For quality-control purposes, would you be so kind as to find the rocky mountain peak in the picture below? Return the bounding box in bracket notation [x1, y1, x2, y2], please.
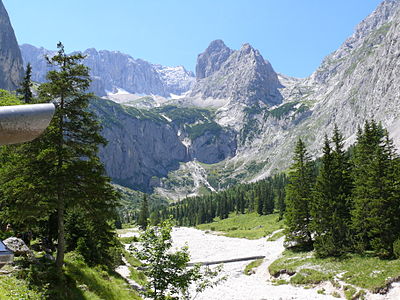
[0, 0, 24, 91]
[334, 0, 400, 60]
[20, 44, 195, 97]
[195, 39, 233, 79]
[239, 43, 255, 54]
[83, 48, 98, 56]
[191, 41, 282, 106]
[310, 0, 400, 85]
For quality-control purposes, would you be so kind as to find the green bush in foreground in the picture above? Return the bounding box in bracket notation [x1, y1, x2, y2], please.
[132, 219, 225, 300]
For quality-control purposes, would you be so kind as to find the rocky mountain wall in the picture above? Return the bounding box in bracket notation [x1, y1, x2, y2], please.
[20, 44, 195, 97]
[0, 0, 23, 91]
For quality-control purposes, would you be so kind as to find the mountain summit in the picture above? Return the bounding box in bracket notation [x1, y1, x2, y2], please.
[191, 40, 283, 106]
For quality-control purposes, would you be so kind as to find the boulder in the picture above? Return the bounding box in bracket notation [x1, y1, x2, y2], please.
[3, 237, 32, 256]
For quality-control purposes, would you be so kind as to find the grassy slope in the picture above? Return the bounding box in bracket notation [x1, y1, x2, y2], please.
[64, 253, 142, 300]
[196, 212, 284, 239]
[0, 275, 46, 300]
[244, 259, 264, 275]
[269, 249, 400, 296]
[0, 253, 142, 300]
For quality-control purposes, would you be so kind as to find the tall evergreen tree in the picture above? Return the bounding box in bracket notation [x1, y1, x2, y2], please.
[138, 194, 149, 230]
[351, 120, 400, 257]
[311, 128, 352, 257]
[285, 138, 314, 249]
[0, 43, 120, 271]
[17, 63, 33, 103]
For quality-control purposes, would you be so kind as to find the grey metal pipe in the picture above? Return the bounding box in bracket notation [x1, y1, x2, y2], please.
[0, 103, 55, 145]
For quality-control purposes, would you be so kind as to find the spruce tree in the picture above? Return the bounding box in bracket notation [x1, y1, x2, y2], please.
[138, 194, 149, 230]
[17, 63, 33, 103]
[0, 43, 120, 270]
[351, 120, 400, 257]
[285, 138, 314, 249]
[311, 128, 352, 257]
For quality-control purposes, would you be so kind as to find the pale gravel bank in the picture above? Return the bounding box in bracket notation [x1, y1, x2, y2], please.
[170, 227, 400, 300]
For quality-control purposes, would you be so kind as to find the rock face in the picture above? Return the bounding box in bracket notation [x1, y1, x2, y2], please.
[91, 100, 236, 192]
[152, 0, 400, 198]
[191, 41, 283, 106]
[19, 44, 54, 83]
[0, 0, 23, 91]
[153, 65, 195, 95]
[230, 0, 400, 181]
[19, 45, 195, 97]
[195, 39, 233, 79]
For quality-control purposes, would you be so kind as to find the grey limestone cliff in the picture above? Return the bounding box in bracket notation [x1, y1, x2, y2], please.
[0, 0, 23, 91]
[195, 39, 233, 79]
[233, 0, 400, 181]
[91, 100, 236, 192]
[191, 41, 283, 106]
[19, 45, 195, 97]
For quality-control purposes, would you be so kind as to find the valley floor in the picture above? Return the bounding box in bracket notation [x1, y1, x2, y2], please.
[170, 227, 400, 300]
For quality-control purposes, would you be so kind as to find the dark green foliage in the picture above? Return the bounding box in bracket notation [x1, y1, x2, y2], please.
[311, 127, 353, 257]
[65, 208, 122, 269]
[17, 63, 34, 103]
[282, 119, 400, 259]
[269, 101, 308, 120]
[0, 42, 121, 270]
[186, 122, 222, 140]
[138, 194, 149, 230]
[153, 105, 215, 127]
[351, 120, 400, 257]
[0, 89, 22, 105]
[394, 239, 400, 259]
[162, 174, 286, 227]
[284, 138, 314, 249]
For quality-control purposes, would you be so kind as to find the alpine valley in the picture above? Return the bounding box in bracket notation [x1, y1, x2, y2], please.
[10, 0, 400, 200]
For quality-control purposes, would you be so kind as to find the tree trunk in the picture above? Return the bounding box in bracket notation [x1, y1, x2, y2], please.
[55, 195, 65, 270]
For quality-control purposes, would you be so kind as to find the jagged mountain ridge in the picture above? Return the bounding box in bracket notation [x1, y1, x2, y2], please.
[19, 44, 195, 97]
[10, 0, 400, 197]
[0, 0, 23, 91]
[153, 0, 400, 197]
[191, 40, 283, 107]
[232, 0, 400, 180]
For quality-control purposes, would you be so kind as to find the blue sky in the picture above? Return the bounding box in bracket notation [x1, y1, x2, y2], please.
[3, 0, 382, 78]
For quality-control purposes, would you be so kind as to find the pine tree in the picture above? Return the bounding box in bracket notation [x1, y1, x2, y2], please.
[17, 63, 33, 103]
[311, 128, 352, 257]
[351, 120, 400, 257]
[275, 174, 287, 220]
[285, 138, 314, 249]
[138, 194, 149, 230]
[0, 43, 120, 271]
